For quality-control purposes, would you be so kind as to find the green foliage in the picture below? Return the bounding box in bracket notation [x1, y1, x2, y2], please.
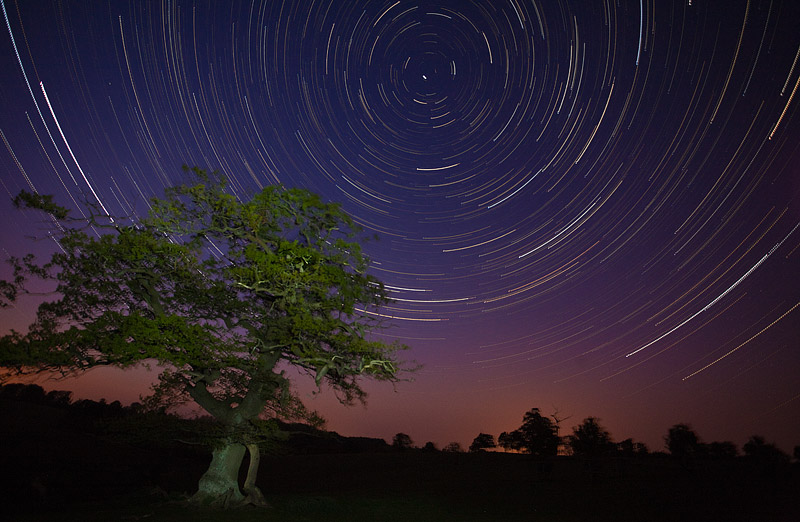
[0, 167, 408, 443]
[12, 190, 69, 219]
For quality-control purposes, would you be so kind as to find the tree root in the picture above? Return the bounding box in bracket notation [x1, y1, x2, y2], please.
[242, 485, 270, 508]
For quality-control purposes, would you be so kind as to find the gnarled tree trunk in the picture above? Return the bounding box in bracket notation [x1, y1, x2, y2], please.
[243, 443, 269, 507]
[185, 364, 281, 508]
[190, 442, 247, 507]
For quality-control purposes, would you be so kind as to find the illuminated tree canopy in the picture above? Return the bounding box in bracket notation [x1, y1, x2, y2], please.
[0, 167, 408, 507]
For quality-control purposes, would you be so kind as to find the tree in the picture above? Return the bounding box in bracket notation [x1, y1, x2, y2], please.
[568, 417, 613, 458]
[392, 432, 413, 450]
[421, 441, 438, 452]
[0, 168, 407, 507]
[615, 438, 648, 457]
[665, 424, 701, 459]
[504, 408, 561, 457]
[794, 445, 800, 462]
[705, 441, 738, 459]
[469, 433, 496, 453]
[498, 430, 523, 452]
[442, 442, 463, 453]
[616, 438, 634, 456]
[743, 435, 789, 462]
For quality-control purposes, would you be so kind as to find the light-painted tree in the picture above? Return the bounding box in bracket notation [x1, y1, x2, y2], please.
[0, 167, 408, 507]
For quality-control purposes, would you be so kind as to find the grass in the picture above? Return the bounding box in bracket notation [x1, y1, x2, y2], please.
[2, 398, 797, 522]
[11, 452, 800, 522]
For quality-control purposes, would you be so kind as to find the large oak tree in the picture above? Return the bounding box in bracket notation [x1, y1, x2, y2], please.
[0, 168, 407, 507]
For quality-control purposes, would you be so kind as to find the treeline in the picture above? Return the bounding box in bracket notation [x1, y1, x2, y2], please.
[0, 383, 389, 454]
[3, 384, 798, 465]
[393, 407, 800, 466]
[0, 382, 141, 416]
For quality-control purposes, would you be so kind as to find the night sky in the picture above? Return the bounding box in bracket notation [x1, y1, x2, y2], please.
[1, 0, 799, 453]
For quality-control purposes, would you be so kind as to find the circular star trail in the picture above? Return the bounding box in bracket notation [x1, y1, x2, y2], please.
[1, 0, 799, 449]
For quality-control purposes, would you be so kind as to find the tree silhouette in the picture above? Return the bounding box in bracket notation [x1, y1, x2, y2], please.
[0, 169, 407, 507]
[503, 408, 560, 457]
[422, 441, 438, 452]
[568, 417, 613, 458]
[743, 435, 788, 462]
[469, 433, 496, 453]
[616, 438, 635, 456]
[665, 424, 701, 458]
[705, 441, 737, 459]
[743, 435, 790, 478]
[442, 442, 463, 453]
[498, 431, 523, 452]
[392, 433, 413, 450]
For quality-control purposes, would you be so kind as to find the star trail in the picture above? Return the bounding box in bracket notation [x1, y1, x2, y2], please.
[1, 0, 798, 451]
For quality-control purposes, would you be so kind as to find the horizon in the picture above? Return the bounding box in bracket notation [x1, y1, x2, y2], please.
[17, 361, 797, 456]
[1, 0, 799, 458]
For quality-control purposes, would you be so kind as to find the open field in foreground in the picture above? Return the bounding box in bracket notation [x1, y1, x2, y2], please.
[2, 397, 798, 521]
[7, 450, 800, 522]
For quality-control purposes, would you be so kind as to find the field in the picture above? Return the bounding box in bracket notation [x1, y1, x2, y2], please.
[2, 396, 799, 521]
[8, 447, 800, 521]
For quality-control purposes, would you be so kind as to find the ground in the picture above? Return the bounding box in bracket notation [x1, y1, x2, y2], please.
[2, 396, 798, 521]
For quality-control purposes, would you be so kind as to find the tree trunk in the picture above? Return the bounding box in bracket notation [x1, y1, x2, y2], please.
[243, 443, 269, 507]
[190, 442, 247, 507]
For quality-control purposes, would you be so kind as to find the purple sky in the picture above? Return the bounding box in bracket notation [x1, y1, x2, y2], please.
[1, 0, 799, 453]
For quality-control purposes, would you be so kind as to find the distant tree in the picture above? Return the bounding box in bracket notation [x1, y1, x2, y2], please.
[504, 408, 560, 457]
[665, 424, 702, 459]
[616, 438, 634, 455]
[705, 441, 738, 459]
[0, 169, 407, 508]
[0, 383, 39, 402]
[45, 389, 73, 407]
[614, 439, 648, 457]
[743, 435, 789, 462]
[469, 433, 496, 453]
[794, 445, 800, 462]
[16, 383, 46, 403]
[550, 407, 571, 440]
[442, 442, 463, 453]
[422, 441, 438, 452]
[392, 432, 413, 450]
[568, 417, 613, 458]
[498, 431, 523, 452]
